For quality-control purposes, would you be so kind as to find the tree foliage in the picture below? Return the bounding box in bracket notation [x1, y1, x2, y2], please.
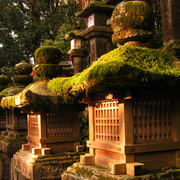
[0, 0, 80, 69]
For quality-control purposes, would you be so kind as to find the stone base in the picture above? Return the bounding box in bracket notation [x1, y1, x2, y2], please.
[0, 135, 27, 155]
[12, 150, 84, 180]
[61, 162, 180, 180]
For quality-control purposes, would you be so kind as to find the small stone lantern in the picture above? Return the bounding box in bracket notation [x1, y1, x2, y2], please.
[66, 29, 86, 74]
[1, 61, 32, 138]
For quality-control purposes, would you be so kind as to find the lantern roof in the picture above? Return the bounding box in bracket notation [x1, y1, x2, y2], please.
[47, 45, 180, 101]
[77, 1, 115, 18]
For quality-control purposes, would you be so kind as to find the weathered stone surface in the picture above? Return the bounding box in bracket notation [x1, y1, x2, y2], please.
[0, 151, 11, 180]
[111, 1, 154, 45]
[62, 162, 180, 180]
[14, 60, 32, 75]
[160, 0, 180, 45]
[112, 28, 152, 44]
[12, 150, 84, 180]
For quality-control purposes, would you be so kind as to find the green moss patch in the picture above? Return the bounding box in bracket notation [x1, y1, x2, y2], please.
[111, 1, 154, 31]
[0, 135, 26, 143]
[33, 152, 84, 167]
[0, 82, 66, 109]
[34, 46, 62, 64]
[48, 45, 180, 102]
[65, 30, 81, 41]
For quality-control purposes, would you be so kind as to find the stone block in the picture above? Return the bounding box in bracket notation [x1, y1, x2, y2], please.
[22, 144, 30, 151]
[42, 148, 51, 155]
[126, 162, 144, 176]
[80, 155, 95, 165]
[32, 148, 42, 155]
[76, 145, 84, 152]
[108, 163, 126, 175]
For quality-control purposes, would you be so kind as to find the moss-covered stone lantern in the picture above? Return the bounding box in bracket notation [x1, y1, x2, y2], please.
[0, 61, 32, 138]
[33, 46, 62, 81]
[111, 1, 154, 47]
[14, 60, 33, 85]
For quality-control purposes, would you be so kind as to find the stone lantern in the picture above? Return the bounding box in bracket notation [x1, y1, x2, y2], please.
[73, 1, 180, 177]
[1, 61, 33, 138]
[111, 0, 154, 47]
[77, 0, 114, 64]
[65, 29, 86, 74]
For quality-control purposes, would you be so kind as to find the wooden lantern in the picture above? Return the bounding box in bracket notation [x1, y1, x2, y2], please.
[22, 106, 80, 155]
[81, 88, 180, 176]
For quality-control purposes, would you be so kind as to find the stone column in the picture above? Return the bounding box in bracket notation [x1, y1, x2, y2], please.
[160, 0, 180, 45]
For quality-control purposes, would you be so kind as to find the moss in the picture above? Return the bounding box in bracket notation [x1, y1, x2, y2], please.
[14, 60, 32, 75]
[1, 95, 16, 109]
[163, 42, 180, 59]
[33, 152, 84, 167]
[75, 168, 94, 178]
[14, 75, 33, 84]
[0, 87, 14, 96]
[48, 45, 180, 102]
[64, 30, 81, 41]
[111, 1, 154, 31]
[0, 75, 9, 85]
[34, 46, 62, 64]
[33, 64, 62, 81]
[0, 135, 26, 143]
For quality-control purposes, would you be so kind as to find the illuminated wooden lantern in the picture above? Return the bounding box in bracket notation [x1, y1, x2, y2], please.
[80, 87, 180, 176]
[77, 0, 115, 64]
[1, 82, 81, 155]
[23, 104, 80, 155]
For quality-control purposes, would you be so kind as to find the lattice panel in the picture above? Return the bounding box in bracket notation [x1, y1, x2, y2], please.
[133, 100, 173, 144]
[46, 111, 75, 137]
[0, 110, 6, 128]
[29, 115, 39, 139]
[18, 113, 27, 127]
[94, 101, 120, 142]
